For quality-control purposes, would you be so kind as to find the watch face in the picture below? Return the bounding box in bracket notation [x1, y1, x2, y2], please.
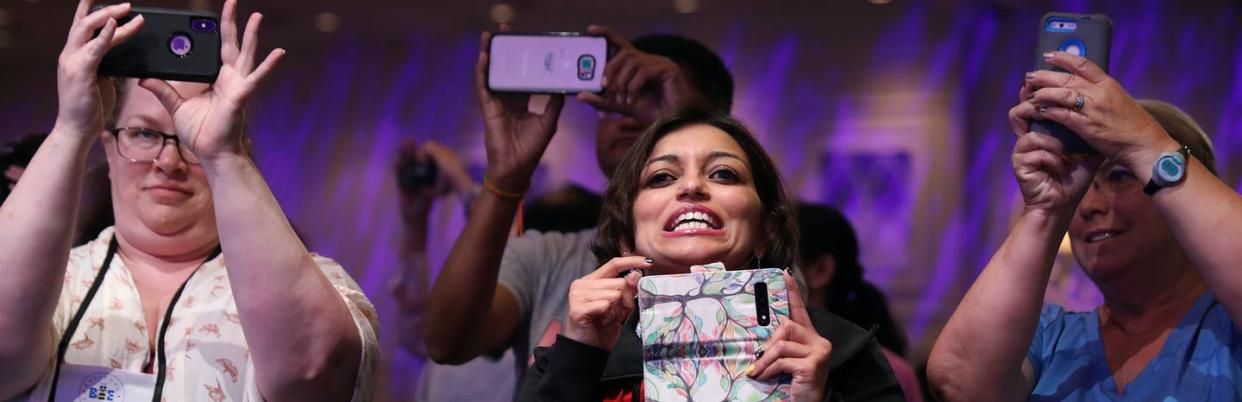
[1157, 155, 1185, 182]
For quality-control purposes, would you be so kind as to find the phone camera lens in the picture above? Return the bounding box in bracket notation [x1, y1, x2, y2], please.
[576, 54, 596, 81]
[1058, 38, 1087, 57]
[169, 33, 193, 57]
[191, 18, 218, 33]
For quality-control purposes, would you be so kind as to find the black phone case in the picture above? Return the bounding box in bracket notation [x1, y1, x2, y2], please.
[1031, 12, 1113, 154]
[97, 6, 222, 83]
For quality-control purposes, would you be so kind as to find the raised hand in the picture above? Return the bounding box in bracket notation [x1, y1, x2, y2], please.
[1021, 52, 1174, 167]
[564, 256, 651, 350]
[138, 0, 285, 161]
[394, 139, 473, 224]
[1010, 67, 1105, 214]
[475, 26, 566, 194]
[577, 26, 701, 125]
[55, 1, 145, 136]
[748, 271, 832, 402]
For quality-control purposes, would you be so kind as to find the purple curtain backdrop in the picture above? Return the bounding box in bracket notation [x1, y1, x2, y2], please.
[3, 0, 1240, 400]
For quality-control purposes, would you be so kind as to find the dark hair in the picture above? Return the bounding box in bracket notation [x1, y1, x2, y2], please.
[797, 202, 907, 356]
[1137, 99, 1217, 177]
[632, 34, 734, 113]
[0, 133, 50, 204]
[523, 184, 603, 233]
[592, 108, 797, 269]
[0, 133, 49, 169]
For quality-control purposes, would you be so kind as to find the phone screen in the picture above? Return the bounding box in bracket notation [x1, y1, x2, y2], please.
[487, 34, 607, 94]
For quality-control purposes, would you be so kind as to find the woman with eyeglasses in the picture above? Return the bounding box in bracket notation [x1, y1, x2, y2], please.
[0, 1, 377, 401]
[929, 52, 1242, 400]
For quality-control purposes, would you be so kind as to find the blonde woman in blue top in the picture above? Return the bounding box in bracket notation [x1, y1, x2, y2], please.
[929, 51, 1242, 400]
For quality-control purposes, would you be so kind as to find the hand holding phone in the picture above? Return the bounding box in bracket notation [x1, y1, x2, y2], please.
[565, 256, 648, 350]
[133, 0, 284, 160]
[474, 29, 566, 195]
[93, 4, 223, 83]
[54, 2, 145, 137]
[576, 25, 701, 125]
[1030, 12, 1113, 154]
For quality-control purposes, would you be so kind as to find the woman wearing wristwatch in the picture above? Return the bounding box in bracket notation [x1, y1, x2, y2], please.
[929, 51, 1242, 400]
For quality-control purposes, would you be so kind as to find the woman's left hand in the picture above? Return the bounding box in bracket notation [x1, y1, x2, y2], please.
[748, 271, 832, 402]
[139, 0, 284, 161]
[1021, 52, 1173, 167]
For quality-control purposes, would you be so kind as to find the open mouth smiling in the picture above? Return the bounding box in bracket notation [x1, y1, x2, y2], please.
[663, 205, 723, 233]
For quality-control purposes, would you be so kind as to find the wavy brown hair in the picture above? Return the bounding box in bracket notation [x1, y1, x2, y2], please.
[592, 108, 798, 270]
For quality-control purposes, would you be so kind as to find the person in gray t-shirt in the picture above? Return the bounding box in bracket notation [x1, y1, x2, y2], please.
[418, 26, 736, 390]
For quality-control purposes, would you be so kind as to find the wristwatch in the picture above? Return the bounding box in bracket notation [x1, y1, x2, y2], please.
[1143, 145, 1190, 196]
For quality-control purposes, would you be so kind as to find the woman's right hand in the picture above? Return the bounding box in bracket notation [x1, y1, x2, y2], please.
[55, 1, 145, 137]
[473, 27, 565, 195]
[564, 256, 651, 350]
[1006, 131, 1100, 215]
[1008, 90, 1101, 215]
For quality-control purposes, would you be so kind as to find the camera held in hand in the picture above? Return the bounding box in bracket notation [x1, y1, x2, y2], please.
[398, 157, 438, 193]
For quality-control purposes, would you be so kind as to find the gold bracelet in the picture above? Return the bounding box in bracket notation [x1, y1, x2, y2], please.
[483, 175, 525, 200]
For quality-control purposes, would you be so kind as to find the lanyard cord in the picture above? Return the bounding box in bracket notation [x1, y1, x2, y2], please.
[47, 236, 118, 402]
[47, 235, 222, 402]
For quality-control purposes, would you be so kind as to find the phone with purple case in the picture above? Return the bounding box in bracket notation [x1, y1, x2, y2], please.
[636, 267, 791, 402]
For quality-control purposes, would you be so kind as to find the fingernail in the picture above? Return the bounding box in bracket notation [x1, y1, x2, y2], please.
[644, 258, 654, 264]
[601, 77, 608, 86]
[1025, 71, 1036, 80]
[1043, 52, 1055, 60]
[1038, 105, 1048, 113]
[755, 348, 765, 359]
[744, 365, 754, 376]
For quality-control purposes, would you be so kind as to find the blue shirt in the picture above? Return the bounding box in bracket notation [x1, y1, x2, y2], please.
[1027, 292, 1242, 401]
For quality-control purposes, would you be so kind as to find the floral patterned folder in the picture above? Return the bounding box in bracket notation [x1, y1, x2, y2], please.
[636, 267, 791, 402]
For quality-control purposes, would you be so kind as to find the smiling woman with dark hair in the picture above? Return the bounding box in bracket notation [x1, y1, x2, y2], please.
[519, 108, 903, 402]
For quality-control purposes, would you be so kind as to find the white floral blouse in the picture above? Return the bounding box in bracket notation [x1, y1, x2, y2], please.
[19, 227, 379, 402]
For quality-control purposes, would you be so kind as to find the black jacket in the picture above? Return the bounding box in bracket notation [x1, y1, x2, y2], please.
[518, 308, 905, 401]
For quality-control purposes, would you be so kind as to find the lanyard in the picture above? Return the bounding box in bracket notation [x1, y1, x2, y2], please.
[47, 235, 222, 402]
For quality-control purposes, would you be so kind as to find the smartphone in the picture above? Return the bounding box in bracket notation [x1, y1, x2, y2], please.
[487, 33, 607, 94]
[1031, 12, 1113, 154]
[93, 5, 222, 83]
[636, 268, 792, 401]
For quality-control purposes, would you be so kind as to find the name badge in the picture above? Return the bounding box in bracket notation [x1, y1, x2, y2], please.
[30, 364, 156, 402]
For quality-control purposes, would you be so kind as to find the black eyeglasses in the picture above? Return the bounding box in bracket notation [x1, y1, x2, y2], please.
[107, 127, 200, 165]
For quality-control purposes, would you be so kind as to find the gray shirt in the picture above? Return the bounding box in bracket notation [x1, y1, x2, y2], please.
[497, 228, 599, 367]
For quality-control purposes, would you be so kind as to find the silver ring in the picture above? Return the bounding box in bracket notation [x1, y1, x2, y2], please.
[1073, 95, 1085, 112]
